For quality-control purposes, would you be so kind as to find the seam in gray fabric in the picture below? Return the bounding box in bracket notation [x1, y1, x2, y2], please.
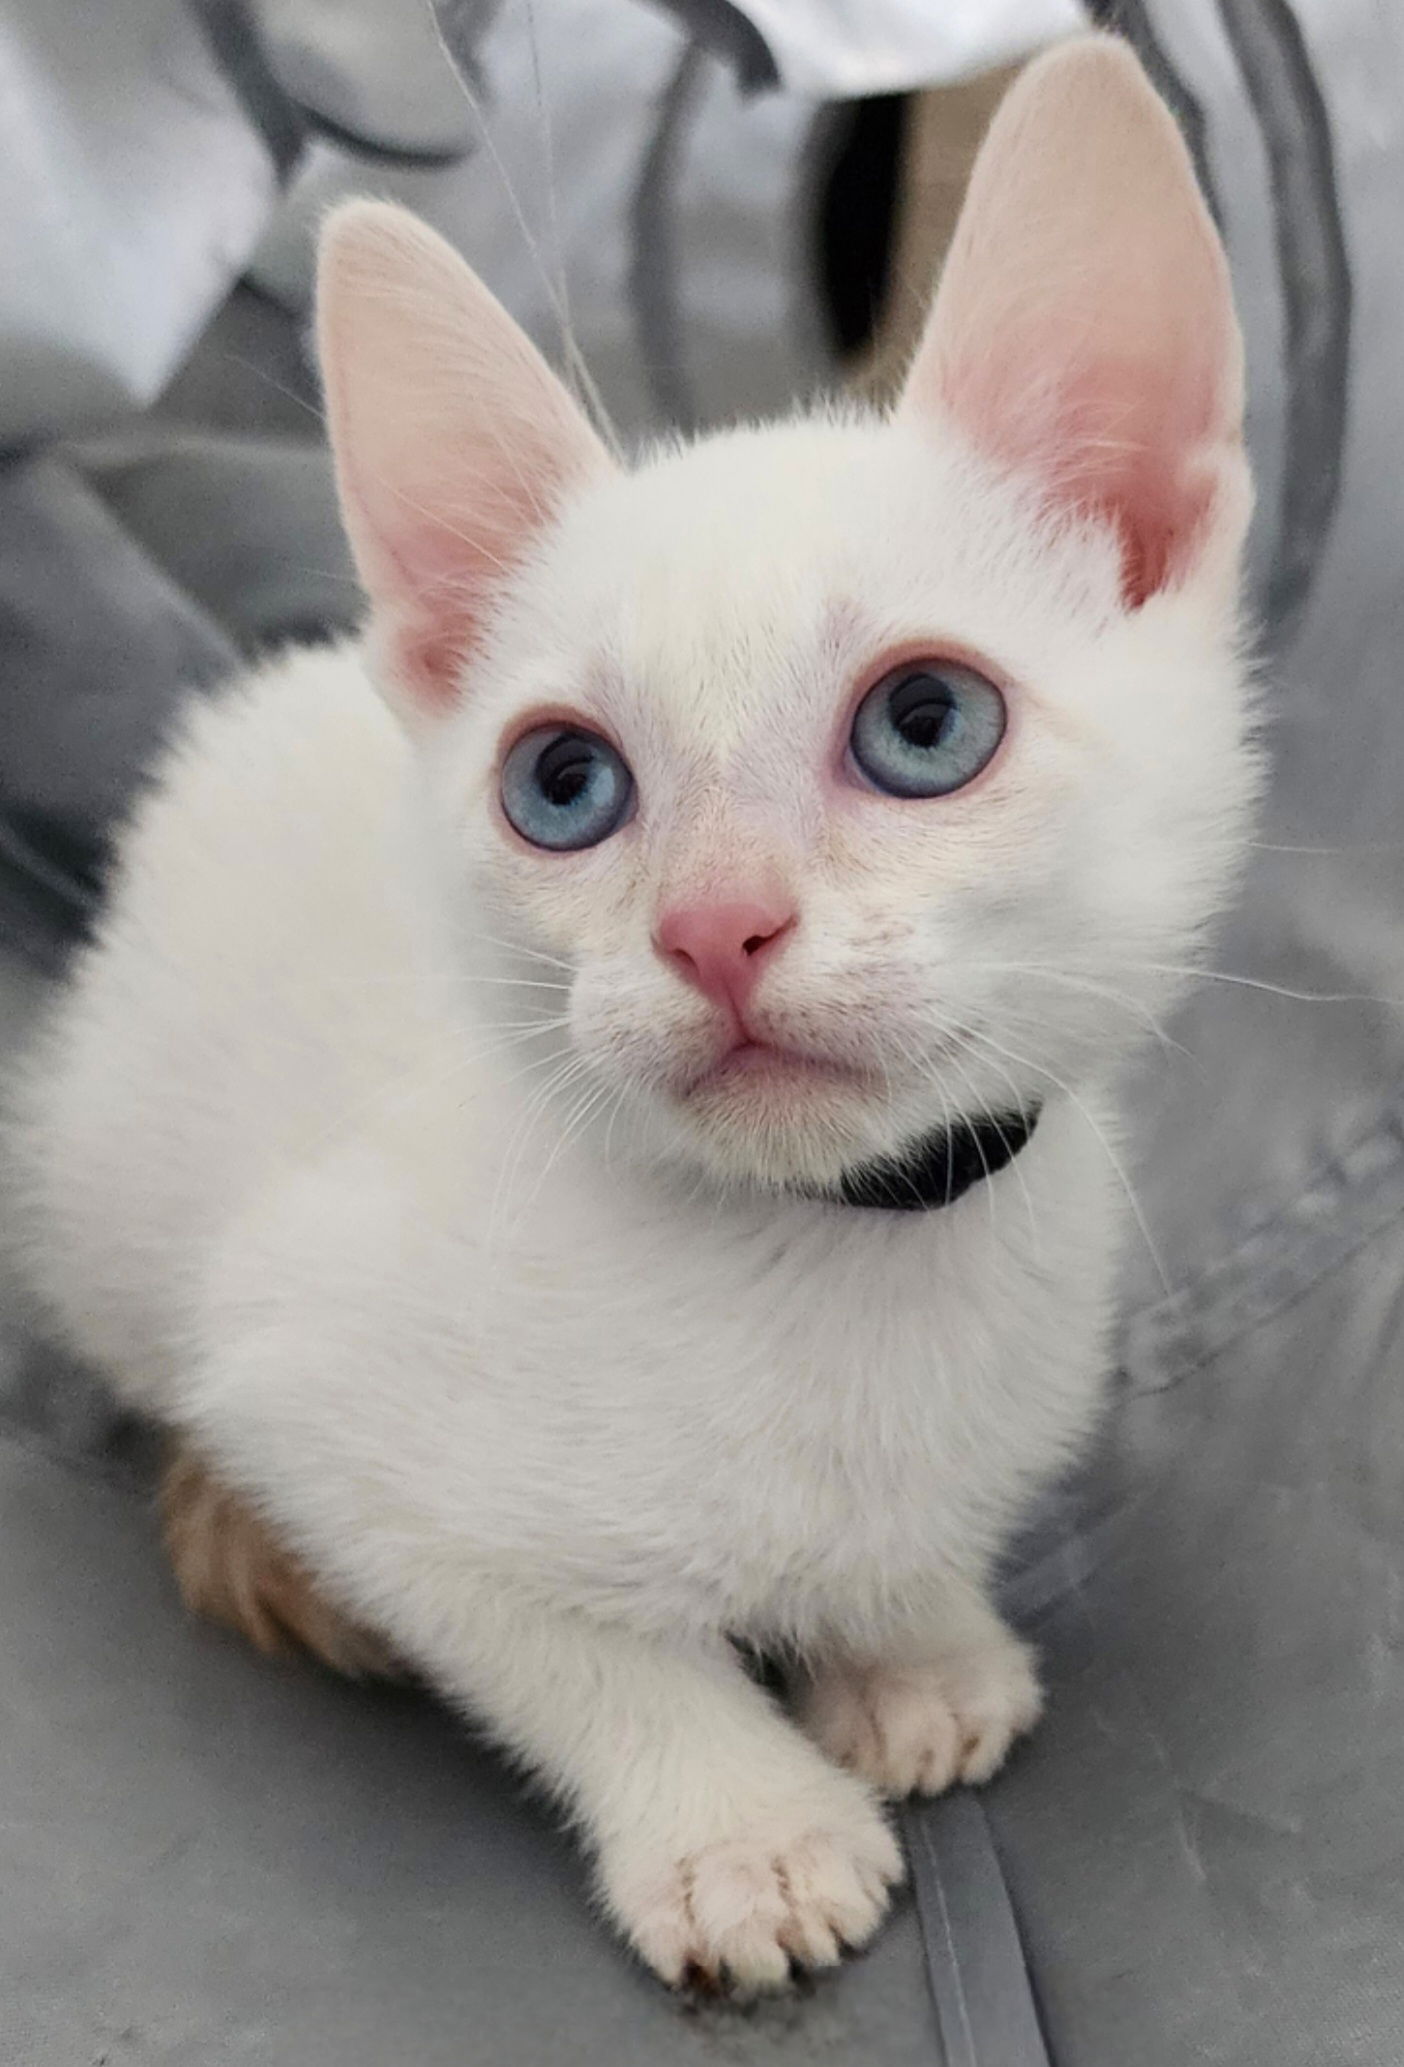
[185, 0, 307, 179]
[629, 40, 709, 435]
[1003, 1514, 1116, 1628]
[283, 105, 470, 172]
[927, 1848, 974, 2067]
[909, 1804, 982, 2067]
[904, 1793, 1052, 2067]
[431, 0, 503, 102]
[1122, 1101, 1404, 1392]
[647, 1, 778, 93]
[0, 819, 97, 920]
[0, 821, 98, 970]
[1215, 0, 1351, 642]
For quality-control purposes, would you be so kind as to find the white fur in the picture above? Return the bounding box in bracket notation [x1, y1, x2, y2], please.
[9, 38, 1258, 1988]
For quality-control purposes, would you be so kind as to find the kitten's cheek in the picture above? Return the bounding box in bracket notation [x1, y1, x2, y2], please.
[568, 991, 675, 1095]
[603, 1022, 724, 1104]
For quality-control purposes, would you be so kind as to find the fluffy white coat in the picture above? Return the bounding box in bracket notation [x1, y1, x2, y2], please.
[10, 37, 1257, 1988]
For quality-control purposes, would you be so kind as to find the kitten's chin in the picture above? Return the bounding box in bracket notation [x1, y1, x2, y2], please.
[667, 1060, 905, 1192]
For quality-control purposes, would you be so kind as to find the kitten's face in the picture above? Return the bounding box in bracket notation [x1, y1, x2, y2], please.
[423, 420, 1254, 1191]
[318, 38, 1253, 1194]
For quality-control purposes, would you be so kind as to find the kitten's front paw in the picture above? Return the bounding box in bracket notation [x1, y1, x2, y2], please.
[601, 1779, 903, 1991]
[798, 1635, 1042, 1797]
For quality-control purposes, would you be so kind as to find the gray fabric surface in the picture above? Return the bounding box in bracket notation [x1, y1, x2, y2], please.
[993, 1222, 1404, 2064]
[905, 1795, 1051, 2067]
[0, 459, 238, 825]
[77, 432, 358, 652]
[0, 458, 238, 962]
[0, 436, 360, 966]
[0, 0, 276, 446]
[255, 0, 481, 158]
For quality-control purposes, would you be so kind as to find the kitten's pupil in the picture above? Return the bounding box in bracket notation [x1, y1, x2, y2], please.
[545, 762, 587, 807]
[891, 674, 954, 752]
[896, 703, 948, 750]
[539, 739, 592, 808]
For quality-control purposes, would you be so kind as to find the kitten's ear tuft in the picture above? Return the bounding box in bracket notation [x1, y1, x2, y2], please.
[900, 35, 1248, 607]
[317, 201, 612, 719]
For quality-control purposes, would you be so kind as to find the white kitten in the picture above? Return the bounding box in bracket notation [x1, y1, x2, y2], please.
[11, 36, 1255, 1989]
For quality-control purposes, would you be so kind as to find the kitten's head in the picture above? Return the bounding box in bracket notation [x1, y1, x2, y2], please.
[318, 35, 1257, 1194]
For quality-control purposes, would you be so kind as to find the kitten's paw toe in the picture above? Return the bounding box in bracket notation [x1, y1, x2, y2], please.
[799, 1637, 1042, 1796]
[604, 1791, 903, 1991]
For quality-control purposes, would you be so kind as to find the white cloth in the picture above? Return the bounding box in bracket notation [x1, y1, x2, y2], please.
[727, 0, 1081, 96]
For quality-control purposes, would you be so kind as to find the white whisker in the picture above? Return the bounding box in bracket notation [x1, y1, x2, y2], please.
[941, 1034, 1042, 1260]
[426, 0, 622, 456]
[1116, 962, 1402, 1010]
[487, 1048, 594, 1249]
[966, 960, 1188, 1058]
[961, 1022, 1171, 1300]
[467, 932, 576, 974]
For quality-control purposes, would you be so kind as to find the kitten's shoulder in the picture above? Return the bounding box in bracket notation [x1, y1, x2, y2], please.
[150, 637, 400, 807]
[108, 637, 403, 904]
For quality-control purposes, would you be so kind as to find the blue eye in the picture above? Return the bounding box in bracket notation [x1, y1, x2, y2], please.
[849, 662, 1006, 798]
[501, 724, 635, 851]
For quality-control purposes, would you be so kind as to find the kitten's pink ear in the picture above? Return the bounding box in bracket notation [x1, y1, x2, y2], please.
[901, 35, 1247, 607]
[318, 201, 612, 716]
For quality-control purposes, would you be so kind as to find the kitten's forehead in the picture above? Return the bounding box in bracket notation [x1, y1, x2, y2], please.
[515, 414, 1116, 754]
[580, 427, 871, 740]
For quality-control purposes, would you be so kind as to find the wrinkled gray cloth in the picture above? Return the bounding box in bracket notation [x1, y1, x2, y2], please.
[2, 1, 1404, 2062]
[667, 0, 1081, 94]
[0, 0, 275, 446]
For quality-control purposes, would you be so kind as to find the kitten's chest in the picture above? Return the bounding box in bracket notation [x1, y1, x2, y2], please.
[525, 1194, 1110, 1638]
[271, 1119, 1115, 1642]
[667, 1347, 983, 1635]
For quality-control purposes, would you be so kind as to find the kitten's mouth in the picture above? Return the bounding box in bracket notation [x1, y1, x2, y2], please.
[685, 1038, 864, 1098]
[664, 1025, 906, 1187]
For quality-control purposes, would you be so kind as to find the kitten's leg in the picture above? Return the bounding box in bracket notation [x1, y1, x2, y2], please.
[172, 1426, 902, 1989]
[160, 1441, 395, 1679]
[178, 1313, 899, 1985]
[173, 1472, 904, 1981]
[398, 1592, 903, 1988]
[794, 1579, 1042, 1797]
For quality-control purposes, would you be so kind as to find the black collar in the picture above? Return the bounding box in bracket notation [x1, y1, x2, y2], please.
[828, 1107, 1041, 1212]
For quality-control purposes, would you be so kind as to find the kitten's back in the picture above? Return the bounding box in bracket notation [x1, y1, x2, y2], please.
[10, 640, 431, 1402]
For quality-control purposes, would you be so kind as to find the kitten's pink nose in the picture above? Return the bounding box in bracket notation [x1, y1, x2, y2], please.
[655, 899, 796, 1016]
